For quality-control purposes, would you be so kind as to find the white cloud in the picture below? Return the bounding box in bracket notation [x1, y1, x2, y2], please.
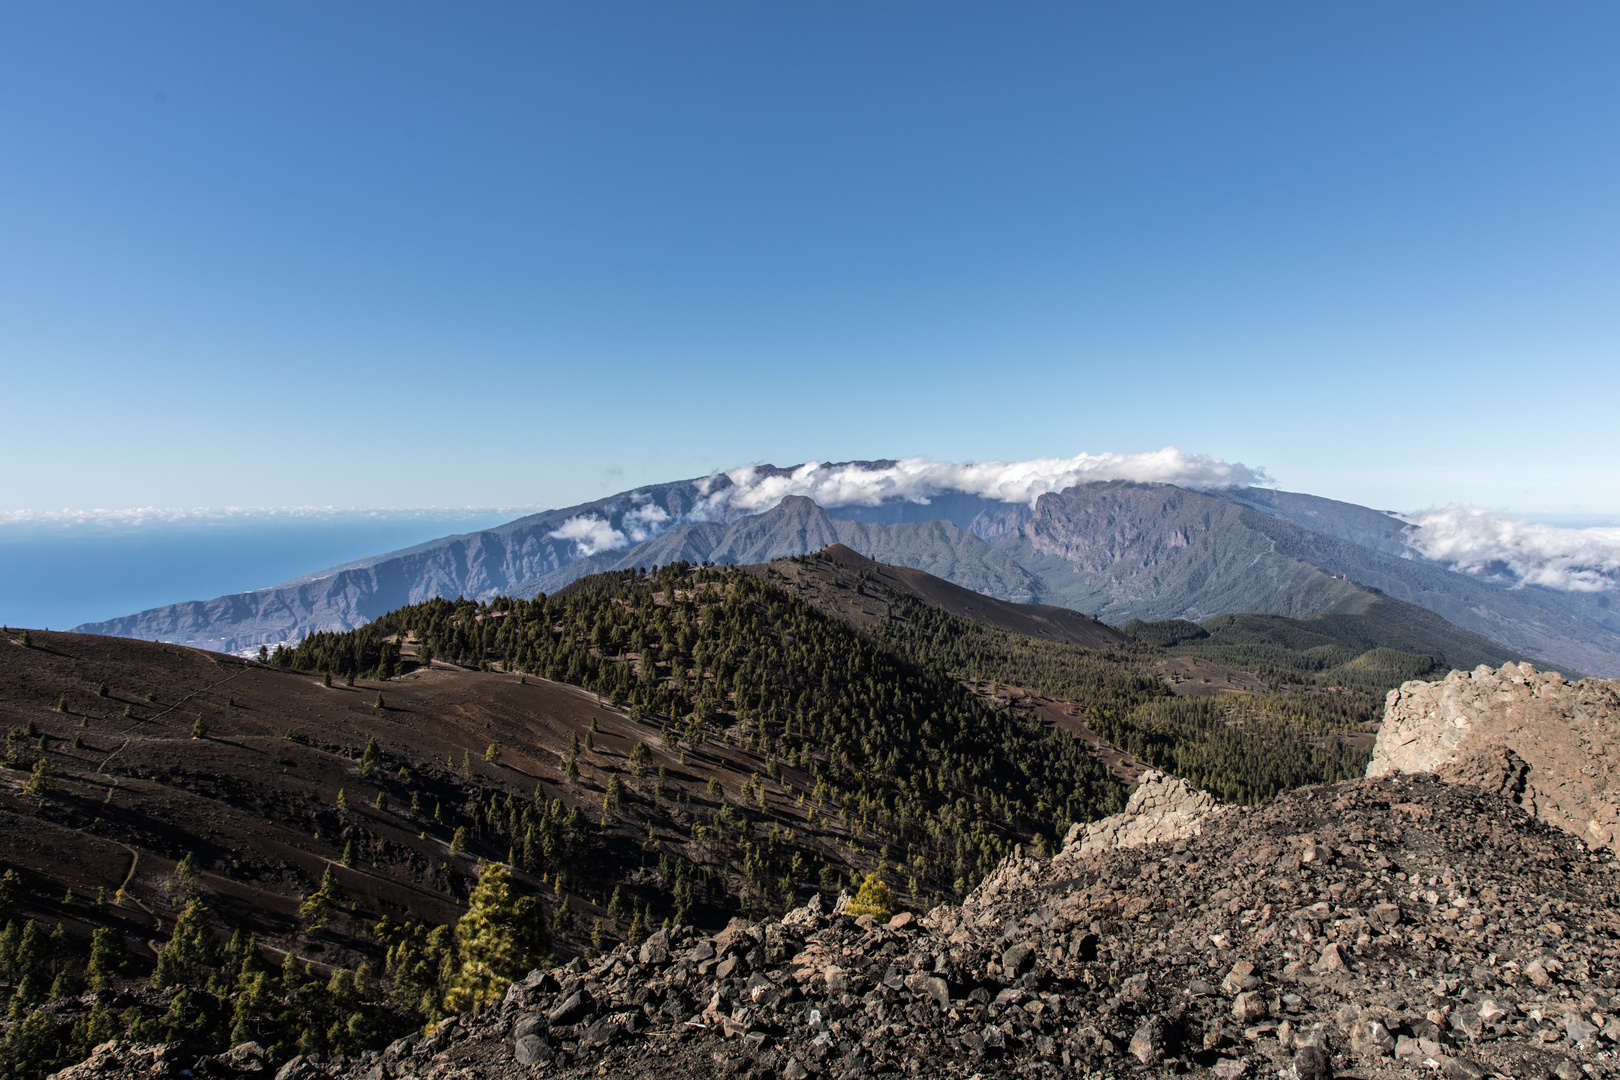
[1403, 506, 1620, 592]
[622, 501, 671, 542]
[547, 515, 630, 557]
[546, 501, 673, 557]
[701, 447, 1268, 517]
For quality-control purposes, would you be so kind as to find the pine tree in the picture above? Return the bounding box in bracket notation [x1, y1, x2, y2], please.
[842, 872, 896, 919]
[229, 970, 273, 1045]
[151, 900, 221, 988]
[360, 736, 381, 777]
[71, 1000, 120, 1057]
[170, 852, 203, 900]
[0, 868, 21, 916]
[24, 756, 56, 796]
[442, 862, 550, 1013]
[4, 1009, 59, 1077]
[0, 920, 19, 976]
[298, 865, 344, 931]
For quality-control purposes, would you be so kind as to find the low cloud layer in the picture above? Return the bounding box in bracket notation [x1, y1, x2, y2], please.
[1404, 506, 1620, 593]
[550, 448, 1266, 556]
[703, 448, 1268, 516]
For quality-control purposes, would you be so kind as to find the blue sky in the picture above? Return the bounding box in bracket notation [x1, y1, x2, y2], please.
[2, 2, 1617, 517]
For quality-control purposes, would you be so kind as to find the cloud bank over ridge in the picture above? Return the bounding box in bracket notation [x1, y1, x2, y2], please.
[548, 447, 1268, 556]
[702, 448, 1269, 515]
[1404, 506, 1620, 593]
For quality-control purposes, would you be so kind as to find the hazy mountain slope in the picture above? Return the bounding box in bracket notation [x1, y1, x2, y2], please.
[829, 515, 1041, 603]
[1251, 509, 1620, 676]
[524, 497, 1043, 602]
[1209, 486, 1412, 555]
[1003, 482, 1373, 620]
[1212, 486, 1620, 672]
[71, 476, 731, 652]
[1008, 482, 1615, 674]
[829, 491, 1034, 544]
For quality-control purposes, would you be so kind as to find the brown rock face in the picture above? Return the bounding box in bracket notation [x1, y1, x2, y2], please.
[1368, 662, 1620, 851]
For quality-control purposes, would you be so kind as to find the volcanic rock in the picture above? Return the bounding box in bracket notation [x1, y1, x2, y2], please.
[1369, 661, 1620, 851]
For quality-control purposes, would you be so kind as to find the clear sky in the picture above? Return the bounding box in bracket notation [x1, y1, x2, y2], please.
[2, 2, 1617, 517]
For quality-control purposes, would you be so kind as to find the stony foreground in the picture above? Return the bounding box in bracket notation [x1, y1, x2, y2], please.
[56, 769, 1620, 1080]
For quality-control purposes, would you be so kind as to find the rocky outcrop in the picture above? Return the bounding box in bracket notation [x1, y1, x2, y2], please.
[1369, 662, 1620, 851]
[1053, 769, 1225, 865]
[48, 1041, 193, 1080]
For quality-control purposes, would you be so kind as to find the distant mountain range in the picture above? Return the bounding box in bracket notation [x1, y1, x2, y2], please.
[74, 466, 1620, 675]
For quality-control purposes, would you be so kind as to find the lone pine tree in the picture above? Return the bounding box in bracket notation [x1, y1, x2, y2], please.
[442, 862, 550, 1012]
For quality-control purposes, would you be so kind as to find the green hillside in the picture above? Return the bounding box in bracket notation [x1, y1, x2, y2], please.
[1121, 596, 1525, 691]
[760, 551, 1377, 805]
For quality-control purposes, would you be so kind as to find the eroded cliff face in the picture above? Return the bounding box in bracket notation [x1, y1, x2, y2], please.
[1369, 661, 1620, 851]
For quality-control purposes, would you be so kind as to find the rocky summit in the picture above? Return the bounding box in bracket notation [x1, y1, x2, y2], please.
[55, 766, 1620, 1080]
[1370, 662, 1620, 855]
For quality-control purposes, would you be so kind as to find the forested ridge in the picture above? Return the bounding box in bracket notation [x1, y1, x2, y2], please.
[1121, 614, 1450, 690]
[867, 589, 1374, 805]
[303, 562, 1129, 894]
[761, 553, 1378, 806]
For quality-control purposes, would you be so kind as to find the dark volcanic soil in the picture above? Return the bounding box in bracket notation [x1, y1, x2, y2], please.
[0, 629, 898, 968]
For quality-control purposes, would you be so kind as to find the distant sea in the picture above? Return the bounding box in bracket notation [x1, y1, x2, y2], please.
[0, 512, 532, 632]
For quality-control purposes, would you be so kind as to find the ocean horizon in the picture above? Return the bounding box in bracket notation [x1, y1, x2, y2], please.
[0, 511, 532, 633]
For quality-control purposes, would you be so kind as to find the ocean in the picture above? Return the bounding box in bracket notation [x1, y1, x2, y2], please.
[0, 513, 526, 632]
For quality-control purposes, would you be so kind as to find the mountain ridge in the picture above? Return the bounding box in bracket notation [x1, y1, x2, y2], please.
[69, 473, 1620, 675]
